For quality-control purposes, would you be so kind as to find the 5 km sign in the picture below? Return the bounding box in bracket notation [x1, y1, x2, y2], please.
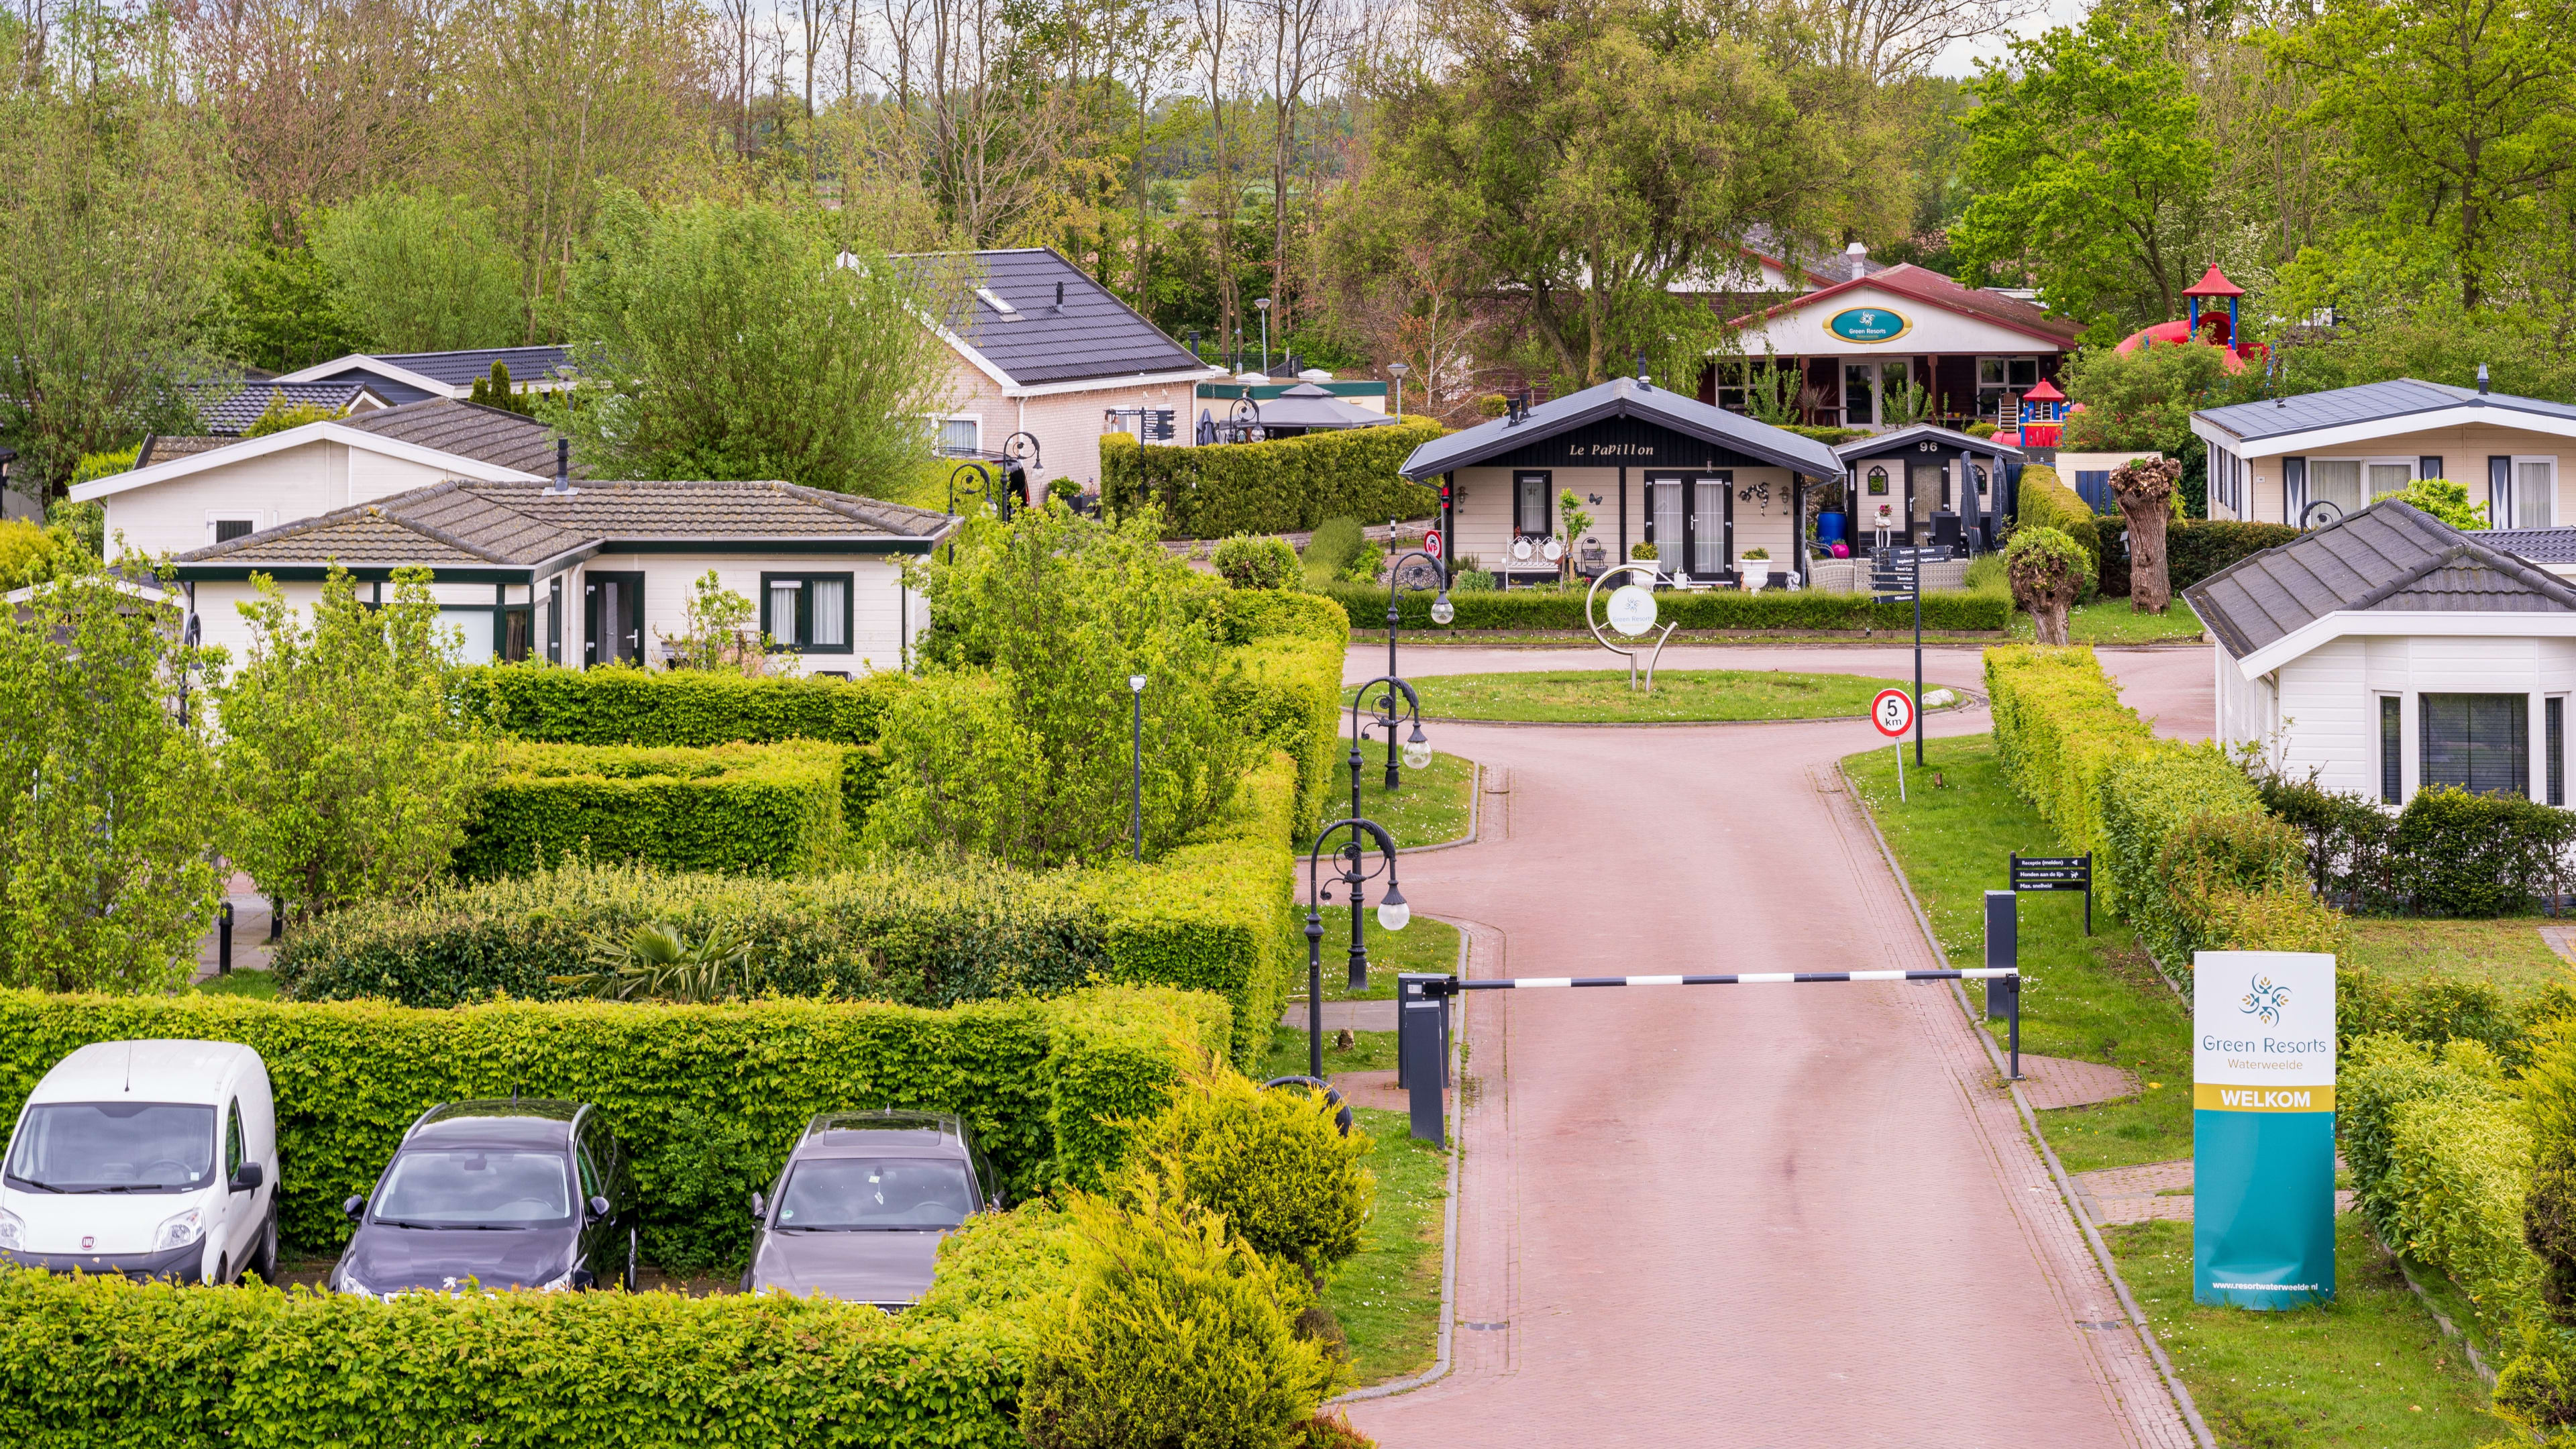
[1871, 688, 1915, 738]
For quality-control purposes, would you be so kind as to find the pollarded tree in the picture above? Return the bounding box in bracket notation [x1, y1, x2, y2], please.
[0, 559, 224, 992]
[213, 566, 500, 918]
[2108, 455, 2182, 614]
[2004, 526, 2088, 645]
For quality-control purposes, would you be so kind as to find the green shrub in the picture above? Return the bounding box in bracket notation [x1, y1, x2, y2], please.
[0, 1269, 1022, 1449]
[2340, 1034, 2535, 1339]
[2012, 464, 2100, 598]
[454, 739, 845, 879]
[1301, 517, 1364, 588]
[1216, 534, 1301, 590]
[1220, 637, 1346, 836]
[0, 984, 1227, 1260]
[1020, 1186, 1337, 1449]
[1104, 423, 1444, 539]
[1322, 582, 2008, 632]
[274, 857, 1110, 1008]
[2338, 966, 2526, 1065]
[1128, 1071, 1372, 1275]
[917, 1199, 1079, 1330]
[2167, 519, 2296, 592]
[2390, 787, 2576, 917]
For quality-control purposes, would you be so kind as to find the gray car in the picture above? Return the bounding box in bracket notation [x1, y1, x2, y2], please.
[743, 1111, 1000, 1307]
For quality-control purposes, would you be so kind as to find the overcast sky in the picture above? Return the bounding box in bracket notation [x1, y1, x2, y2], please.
[1927, 0, 2090, 78]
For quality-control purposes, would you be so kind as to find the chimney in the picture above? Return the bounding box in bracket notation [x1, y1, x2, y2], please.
[1635, 351, 1651, 388]
[2478, 362, 2491, 395]
[551, 437, 572, 494]
[1053, 280, 1065, 311]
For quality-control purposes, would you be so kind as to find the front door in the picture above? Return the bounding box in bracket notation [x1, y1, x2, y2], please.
[1644, 474, 1734, 580]
[584, 572, 645, 667]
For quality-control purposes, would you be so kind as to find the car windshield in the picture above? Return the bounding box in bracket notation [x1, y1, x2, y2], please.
[3, 1102, 217, 1193]
[374, 1149, 573, 1228]
[775, 1158, 977, 1230]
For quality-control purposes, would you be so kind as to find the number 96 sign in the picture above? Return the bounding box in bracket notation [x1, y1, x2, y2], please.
[1872, 688, 1915, 739]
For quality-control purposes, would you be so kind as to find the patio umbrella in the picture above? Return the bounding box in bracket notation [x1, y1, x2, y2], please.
[1196, 409, 1218, 445]
[1248, 382, 1397, 431]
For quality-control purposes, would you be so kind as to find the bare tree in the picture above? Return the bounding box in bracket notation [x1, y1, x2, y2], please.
[1183, 0, 1247, 357]
[1254, 0, 1350, 337]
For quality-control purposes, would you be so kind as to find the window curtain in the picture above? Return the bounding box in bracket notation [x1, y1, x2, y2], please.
[2420, 693, 2529, 797]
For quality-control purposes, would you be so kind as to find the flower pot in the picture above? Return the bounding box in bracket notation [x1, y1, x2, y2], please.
[1739, 559, 1772, 592]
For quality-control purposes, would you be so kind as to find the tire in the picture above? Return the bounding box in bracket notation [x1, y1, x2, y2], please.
[246, 1208, 279, 1284]
[213, 1253, 230, 1287]
[625, 1228, 639, 1293]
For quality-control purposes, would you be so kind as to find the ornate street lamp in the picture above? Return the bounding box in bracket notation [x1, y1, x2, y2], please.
[1303, 816, 1407, 1080]
[1346, 674, 1430, 810]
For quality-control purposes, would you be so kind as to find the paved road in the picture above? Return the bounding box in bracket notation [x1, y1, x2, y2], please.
[1338, 648, 2198, 1446]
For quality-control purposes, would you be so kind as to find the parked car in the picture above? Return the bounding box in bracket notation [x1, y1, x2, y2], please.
[0, 1040, 279, 1285]
[743, 1110, 1000, 1307]
[330, 1099, 636, 1298]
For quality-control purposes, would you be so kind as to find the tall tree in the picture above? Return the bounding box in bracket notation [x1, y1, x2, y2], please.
[2268, 0, 2576, 311]
[310, 190, 525, 351]
[1951, 12, 2211, 338]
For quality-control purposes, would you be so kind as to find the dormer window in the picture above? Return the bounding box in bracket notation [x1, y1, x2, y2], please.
[975, 287, 1018, 317]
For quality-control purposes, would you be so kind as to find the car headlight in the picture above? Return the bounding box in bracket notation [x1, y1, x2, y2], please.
[153, 1208, 205, 1252]
[335, 1274, 373, 1299]
[0, 1206, 21, 1251]
[537, 1269, 574, 1293]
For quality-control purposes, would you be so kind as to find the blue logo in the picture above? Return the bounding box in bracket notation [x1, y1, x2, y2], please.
[2240, 975, 2290, 1027]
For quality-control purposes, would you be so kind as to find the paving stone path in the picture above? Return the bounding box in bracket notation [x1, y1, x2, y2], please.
[2073, 1159, 2357, 1226]
[1336, 643, 2208, 1448]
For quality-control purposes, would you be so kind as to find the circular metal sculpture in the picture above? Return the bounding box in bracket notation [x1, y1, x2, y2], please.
[1585, 563, 1676, 692]
[2300, 498, 2344, 531]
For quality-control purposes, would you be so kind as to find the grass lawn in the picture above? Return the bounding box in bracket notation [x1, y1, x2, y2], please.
[2110, 1216, 2498, 1448]
[2345, 917, 2571, 1003]
[1844, 733, 2194, 1171]
[2006, 598, 2209, 646]
[1260, 1025, 1399, 1079]
[1334, 751, 1478, 849]
[1409, 668, 1919, 724]
[1281, 908, 1462, 1004]
[1323, 1106, 1450, 1387]
[189, 968, 278, 1000]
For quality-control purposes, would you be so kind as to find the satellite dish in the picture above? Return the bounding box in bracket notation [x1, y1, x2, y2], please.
[1541, 537, 1564, 561]
[1510, 537, 1535, 561]
[2300, 499, 2344, 531]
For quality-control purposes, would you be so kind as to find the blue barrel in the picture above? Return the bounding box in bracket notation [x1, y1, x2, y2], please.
[1817, 512, 1847, 545]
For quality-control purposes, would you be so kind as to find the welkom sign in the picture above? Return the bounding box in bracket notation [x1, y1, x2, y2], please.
[2192, 951, 2336, 1308]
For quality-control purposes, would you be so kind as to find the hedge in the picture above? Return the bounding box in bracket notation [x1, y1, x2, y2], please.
[1322, 582, 2010, 633]
[454, 739, 847, 879]
[0, 1271, 1020, 1449]
[2263, 775, 2576, 917]
[2012, 464, 2100, 584]
[1986, 645, 2338, 973]
[1102, 421, 1445, 539]
[2341, 1034, 2536, 1342]
[274, 858, 1109, 1008]
[0, 984, 1229, 1259]
[464, 663, 908, 820]
[2167, 519, 2296, 592]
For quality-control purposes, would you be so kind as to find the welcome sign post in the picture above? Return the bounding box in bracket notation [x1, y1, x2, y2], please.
[2194, 951, 2337, 1308]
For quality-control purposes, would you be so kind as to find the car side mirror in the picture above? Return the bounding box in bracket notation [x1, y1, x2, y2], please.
[987, 1191, 1005, 1212]
[229, 1162, 264, 1193]
[342, 1195, 366, 1222]
[588, 1195, 610, 1222]
[747, 1191, 766, 1223]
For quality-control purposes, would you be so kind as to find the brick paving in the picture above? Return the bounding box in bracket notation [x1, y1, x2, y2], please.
[2072, 1160, 2357, 1226]
[1339, 686, 2196, 1448]
[2017, 1055, 2142, 1111]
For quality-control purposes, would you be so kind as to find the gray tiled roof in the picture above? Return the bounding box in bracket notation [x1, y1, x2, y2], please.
[376, 346, 572, 388]
[186, 381, 378, 435]
[910, 248, 1210, 387]
[2183, 498, 2576, 659]
[2196, 377, 2576, 443]
[1399, 376, 1845, 479]
[134, 436, 236, 468]
[2484, 527, 2576, 564]
[339, 400, 576, 478]
[1834, 423, 2024, 462]
[174, 478, 954, 572]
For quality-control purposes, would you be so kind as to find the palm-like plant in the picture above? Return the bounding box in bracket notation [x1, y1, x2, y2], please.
[549, 922, 760, 1004]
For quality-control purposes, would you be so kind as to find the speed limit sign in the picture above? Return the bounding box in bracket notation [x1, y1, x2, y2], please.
[1871, 688, 1915, 739]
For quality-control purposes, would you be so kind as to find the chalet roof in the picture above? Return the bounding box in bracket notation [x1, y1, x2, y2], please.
[1400, 376, 1843, 478]
[906, 248, 1216, 388]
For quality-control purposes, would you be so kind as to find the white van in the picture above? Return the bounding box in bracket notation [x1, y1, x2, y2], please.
[0, 1040, 280, 1284]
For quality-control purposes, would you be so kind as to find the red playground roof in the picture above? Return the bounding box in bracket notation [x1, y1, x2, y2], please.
[2184, 265, 2245, 298]
[2114, 319, 2255, 372]
[2023, 377, 2065, 402]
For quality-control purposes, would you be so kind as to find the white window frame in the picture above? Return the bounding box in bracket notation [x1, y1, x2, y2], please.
[206, 511, 262, 545]
[930, 414, 982, 456]
[2306, 455, 2420, 517]
[2514, 456, 2559, 529]
[1974, 356, 2041, 420]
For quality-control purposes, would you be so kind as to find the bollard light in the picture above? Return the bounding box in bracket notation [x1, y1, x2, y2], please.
[1402, 722, 1432, 771]
[1430, 592, 1455, 625]
[1376, 881, 1411, 932]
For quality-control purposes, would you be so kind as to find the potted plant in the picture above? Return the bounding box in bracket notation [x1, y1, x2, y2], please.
[1739, 546, 1772, 592]
[1629, 540, 1658, 584]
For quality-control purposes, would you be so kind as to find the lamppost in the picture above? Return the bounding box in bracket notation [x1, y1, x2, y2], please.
[1381, 549, 1453, 785]
[1128, 674, 1146, 861]
[1346, 674, 1431, 814]
[1255, 297, 1273, 374]
[1228, 396, 1264, 445]
[1304, 816, 1408, 1080]
[1387, 361, 1410, 420]
[946, 461, 995, 564]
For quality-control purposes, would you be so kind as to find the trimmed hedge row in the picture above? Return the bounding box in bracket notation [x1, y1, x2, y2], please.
[454, 739, 847, 879]
[2012, 464, 2101, 586]
[1102, 421, 1445, 539]
[0, 985, 1229, 1259]
[2168, 519, 2296, 591]
[1322, 582, 2010, 633]
[274, 858, 1108, 1008]
[2342, 1034, 2536, 1344]
[1986, 645, 2337, 971]
[0, 1271, 1020, 1449]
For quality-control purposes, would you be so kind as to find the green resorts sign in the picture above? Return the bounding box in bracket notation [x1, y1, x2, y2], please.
[2194, 950, 2337, 1309]
[1827, 307, 1910, 343]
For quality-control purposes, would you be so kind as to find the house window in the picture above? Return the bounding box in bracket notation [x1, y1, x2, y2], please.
[1513, 472, 1552, 536]
[210, 517, 258, 543]
[761, 572, 855, 653]
[1976, 357, 2040, 419]
[2420, 692, 2528, 798]
[2380, 696, 2402, 805]
[1842, 364, 1874, 427]
[439, 606, 496, 664]
[2508, 458, 2559, 529]
[2552, 697, 2567, 808]
[932, 417, 980, 455]
[2308, 460, 2363, 518]
[2367, 460, 2413, 500]
[1866, 466, 1890, 497]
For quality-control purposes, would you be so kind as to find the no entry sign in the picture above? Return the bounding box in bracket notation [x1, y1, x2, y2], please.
[1871, 688, 1915, 739]
[1422, 529, 1443, 559]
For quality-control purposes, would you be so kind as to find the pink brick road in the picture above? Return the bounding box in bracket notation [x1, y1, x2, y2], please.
[1338, 643, 2209, 1447]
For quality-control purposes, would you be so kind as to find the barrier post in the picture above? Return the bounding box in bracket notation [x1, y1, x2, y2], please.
[1397, 973, 1448, 1146]
[217, 900, 233, 975]
[1985, 889, 2021, 1081]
